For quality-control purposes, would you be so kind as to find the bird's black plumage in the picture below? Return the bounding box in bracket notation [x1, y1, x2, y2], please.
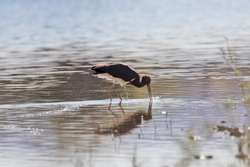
[91, 62, 139, 82]
[91, 62, 152, 101]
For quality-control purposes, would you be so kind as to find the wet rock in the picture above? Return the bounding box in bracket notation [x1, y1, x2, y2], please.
[206, 155, 213, 159]
[194, 155, 206, 160]
[188, 135, 201, 140]
[194, 155, 213, 160]
[213, 125, 244, 138]
[229, 127, 244, 137]
[213, 125, 230, 131]
[236, 153, 249, 160]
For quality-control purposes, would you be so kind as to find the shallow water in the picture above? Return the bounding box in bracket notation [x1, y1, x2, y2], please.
[1, 0, 250, 167]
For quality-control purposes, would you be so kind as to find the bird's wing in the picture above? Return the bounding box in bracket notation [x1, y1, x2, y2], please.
[91, 63, 139, 82]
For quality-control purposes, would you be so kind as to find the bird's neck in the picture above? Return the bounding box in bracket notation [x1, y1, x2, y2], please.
[130, 77, 146, 88]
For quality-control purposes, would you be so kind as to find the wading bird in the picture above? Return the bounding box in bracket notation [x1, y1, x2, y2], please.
[91, 62, 152, 101]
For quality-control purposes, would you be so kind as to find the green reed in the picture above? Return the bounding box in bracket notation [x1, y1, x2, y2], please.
[219, 38, 250, 110]
[219, 38, 250, 165]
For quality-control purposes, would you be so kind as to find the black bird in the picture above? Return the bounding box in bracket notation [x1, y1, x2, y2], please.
[91, 62, 152, 101]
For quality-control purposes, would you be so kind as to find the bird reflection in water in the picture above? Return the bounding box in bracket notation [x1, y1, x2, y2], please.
[95, 101, 153, 137]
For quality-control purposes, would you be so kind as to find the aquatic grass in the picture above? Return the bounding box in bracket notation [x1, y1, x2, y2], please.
[220, 38, 242, 77]
[220, 38, 250, 111]
[220, 38, 250, 166]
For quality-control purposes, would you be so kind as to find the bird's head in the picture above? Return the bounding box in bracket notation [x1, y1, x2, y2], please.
[142, 75, 151, 85]
[142, 75, 152, 100]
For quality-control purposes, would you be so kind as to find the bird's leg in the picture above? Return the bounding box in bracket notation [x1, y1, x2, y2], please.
[107, 83, 115, 101]
[108, 101, 112, 111]
[118, 86, 124, 101]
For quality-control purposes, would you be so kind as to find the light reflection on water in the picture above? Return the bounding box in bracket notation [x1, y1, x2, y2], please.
[1, 0, 250, 166]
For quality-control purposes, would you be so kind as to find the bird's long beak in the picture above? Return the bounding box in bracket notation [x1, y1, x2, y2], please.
[147, 84, 153, 100]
